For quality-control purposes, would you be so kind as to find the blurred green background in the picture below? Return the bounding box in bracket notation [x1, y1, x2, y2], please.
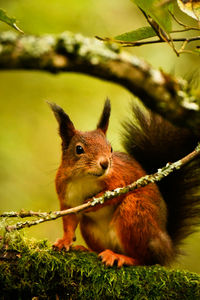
[0, 0, 200, 273]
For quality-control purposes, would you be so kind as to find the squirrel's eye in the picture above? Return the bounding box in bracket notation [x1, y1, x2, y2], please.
[76, 145, 84, 155]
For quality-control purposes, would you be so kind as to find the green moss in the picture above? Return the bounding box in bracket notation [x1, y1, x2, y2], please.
[0, 232, 200, 299]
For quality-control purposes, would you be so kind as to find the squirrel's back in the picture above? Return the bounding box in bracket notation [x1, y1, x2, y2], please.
[122, 104, 200, 247]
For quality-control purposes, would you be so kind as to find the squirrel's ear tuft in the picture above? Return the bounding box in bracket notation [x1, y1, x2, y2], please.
[47, 101, 75, 148]
[97, 98, 111, 134]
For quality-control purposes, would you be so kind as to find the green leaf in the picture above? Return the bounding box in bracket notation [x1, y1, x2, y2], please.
[130, 0, 174, 32]
[115, 26, 157, 42]
[0, 9, 23, 33]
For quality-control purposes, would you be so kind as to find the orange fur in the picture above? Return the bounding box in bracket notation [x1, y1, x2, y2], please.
[50, 100, 174, 267]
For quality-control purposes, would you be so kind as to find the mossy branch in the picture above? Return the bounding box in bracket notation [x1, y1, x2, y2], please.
[0, 233, 200, 299]
[0, 31, 200, 132]
[2, 142, 200, 232]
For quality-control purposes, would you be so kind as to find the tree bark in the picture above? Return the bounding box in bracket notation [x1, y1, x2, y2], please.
[0, 31, 200, 132]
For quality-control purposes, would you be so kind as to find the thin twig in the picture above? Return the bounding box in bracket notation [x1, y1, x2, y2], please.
[138, 8, 180, 56]
[0, 210, 51, 218]
[2, 143, 200, 232]
[169, 10, 200, 31]
[96, 7, 200, 56]
[96, 36, 200, 47]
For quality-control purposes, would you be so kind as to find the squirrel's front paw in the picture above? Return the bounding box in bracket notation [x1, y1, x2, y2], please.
[53, 237, 73, 251]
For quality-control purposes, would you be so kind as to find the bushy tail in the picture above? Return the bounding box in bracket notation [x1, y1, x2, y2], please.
[122, 104, 200, 247]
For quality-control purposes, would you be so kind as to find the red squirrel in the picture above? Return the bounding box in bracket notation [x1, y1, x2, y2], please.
[48, 99, 200, 267]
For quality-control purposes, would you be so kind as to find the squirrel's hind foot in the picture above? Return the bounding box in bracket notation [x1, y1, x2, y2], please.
[99, 249, 139, 267]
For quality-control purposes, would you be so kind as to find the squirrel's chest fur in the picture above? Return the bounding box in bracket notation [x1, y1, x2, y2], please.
[65, 176, 103, 208]
[65, 175, 115, 223]
[65, 174, 121, 251]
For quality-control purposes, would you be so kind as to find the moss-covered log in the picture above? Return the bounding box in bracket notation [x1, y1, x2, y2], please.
[0, 31, 200, 132]
[0, 233, 200, 299]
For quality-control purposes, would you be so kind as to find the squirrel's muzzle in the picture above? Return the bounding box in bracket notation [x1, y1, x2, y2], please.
[99, 158, 109, 171]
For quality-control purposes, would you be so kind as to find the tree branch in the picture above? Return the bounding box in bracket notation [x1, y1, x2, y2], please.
[2, 142, 200, 232]
[1, 234, 200, 299]
[0, 31, 200, 132]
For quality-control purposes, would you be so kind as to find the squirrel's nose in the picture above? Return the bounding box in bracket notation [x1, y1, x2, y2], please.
[99, 158, 109, 170]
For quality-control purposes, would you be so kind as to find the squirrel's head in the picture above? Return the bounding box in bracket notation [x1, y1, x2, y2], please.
[48, 99, 113, 178]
